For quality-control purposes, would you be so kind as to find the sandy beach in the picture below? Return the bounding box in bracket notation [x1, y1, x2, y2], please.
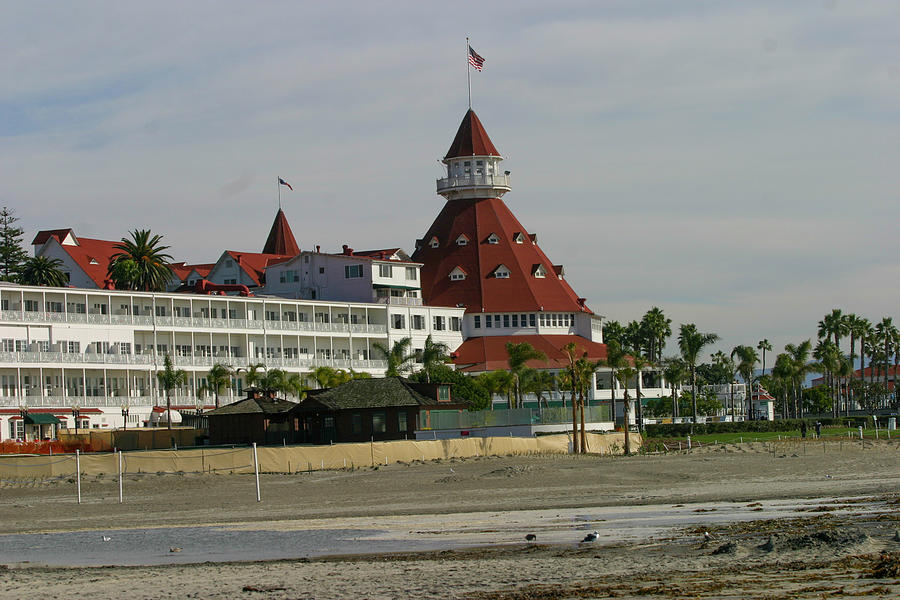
[2, 439, 900, 599]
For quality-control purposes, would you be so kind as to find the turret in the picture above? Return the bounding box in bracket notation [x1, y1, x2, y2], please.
[436, 109, 511, 201]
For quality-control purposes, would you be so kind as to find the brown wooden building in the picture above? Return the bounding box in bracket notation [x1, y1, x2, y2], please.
[297, 377, 464, 444]
[205, 389, 300, 445]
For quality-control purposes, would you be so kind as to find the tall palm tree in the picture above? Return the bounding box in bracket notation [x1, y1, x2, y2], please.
[772, 353, 794, 418]
[615, 364, 638, 455]
[875, 317, 898, 398]
[601, 340, 629, 427]
[20, 256, 67, 287]
[757, 339, 772, 377]
[843, 314, 860, 410]
[678, 323, 720, 429]
[712, 351, 737, 420]
[562, 342, 583, 453]
[521, 369, 556, 409]
[640, 307, 672, 363]
[157, 354, 187, 431]
[506, 341, 547, 409]
[240, 363, 267, 388]
[372, 337, 416, 377]
[661, 357, 687, 418]
[731, 345, 759, 419]
[417, 335, 449, 383]
[108, 229, 174, 291]
[813, 340, 840, 416]
[818, 308, 848, 352]
[575, 356, 600, 452]
[476, 371, 514, 410]
[785, 340, 813, 418]
[284, 372, 308, 400]
[631, 354, 649, 433]
[205, 363, 233, 408]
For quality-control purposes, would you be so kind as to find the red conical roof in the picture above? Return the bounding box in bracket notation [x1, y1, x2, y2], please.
[444, 109, 500, 159]
[262, 209, 300, 256]
[411, 197, 591, 314]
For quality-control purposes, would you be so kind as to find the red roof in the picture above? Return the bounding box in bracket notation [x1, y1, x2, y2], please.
[32, 229, 75, 246]
[226, 251, 293, 286]
[444, 109, 500, 159]
[453, 335, 608, 373]
[262, 209, 300, 256]
[170, 262, 215, 283]
[52, 236, 121, 288]
[412, 196, 591, 313]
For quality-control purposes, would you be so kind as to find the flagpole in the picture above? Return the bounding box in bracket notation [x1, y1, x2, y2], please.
[277, 176, 281, 211]
[466, 37, 472, 109]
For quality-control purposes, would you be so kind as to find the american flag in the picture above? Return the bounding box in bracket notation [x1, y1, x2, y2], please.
[278, 177, 293, 191]
[468, 45, 485, 71]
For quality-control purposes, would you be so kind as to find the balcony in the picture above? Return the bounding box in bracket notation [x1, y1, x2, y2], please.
[373, 296, 423, 306]
[436, 173, 511, 196]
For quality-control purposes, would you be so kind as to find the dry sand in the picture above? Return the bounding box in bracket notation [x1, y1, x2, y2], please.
[2, 439, 900, 599]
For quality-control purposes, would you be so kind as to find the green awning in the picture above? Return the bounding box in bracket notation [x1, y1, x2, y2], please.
[25, 413, 61, 425]
[372, 283, 420, 290]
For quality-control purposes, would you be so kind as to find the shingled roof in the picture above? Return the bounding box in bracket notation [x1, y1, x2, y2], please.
[304, 377, 433, 410]
[205, 393, 298, 416]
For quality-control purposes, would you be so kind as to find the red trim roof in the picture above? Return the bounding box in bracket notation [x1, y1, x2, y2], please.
[444, 109, 500, 159]
[412, 197, 591, 313]
[454, 335, 608, 373]
[225, 251, 293, 286]
[50, 236, 121, 288]
[262, 209, 300, 256]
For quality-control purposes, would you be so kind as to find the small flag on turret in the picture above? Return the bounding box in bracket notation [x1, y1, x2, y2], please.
[468, 45, 485, 71]
[278, 177, 293, 191]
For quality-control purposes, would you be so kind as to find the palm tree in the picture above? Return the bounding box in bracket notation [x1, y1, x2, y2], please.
[813, 340, 840, 416]
[712, 351, 737, 420]
[575, 356, 600, 452]
[239, 363, 267, 388]
[521, 369, 556, 410]
[615, 364, 638, 455]
[372, 337, 416, 377]
[631, 354, 649, 433]
[771, 353, 794, 418]
[757, 339, 772, 378]
[562, 342, 588, 453]
[661, 357, 687, 418]
[875, 317, 898, 399]
[107, 229, 174, 291]
[731, 345, 759, 419]
[284, 372, 308, 400]
[476, 371, 513, 410]
[785, 340, 813, 418]
[818, 308, 848, 351]
[157, 354, 187, 431]
[205, 363, 233, 408]
[417, 335, 449, 383]
[678, 323, 720, 430]
[20, 256, 67, 287]
[506, 342, 547, 408]
[640, 307, 672, 363]
[601, 340, 628, 427]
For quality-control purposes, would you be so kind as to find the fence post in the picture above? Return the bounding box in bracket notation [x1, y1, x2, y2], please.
[75, 449, 82, 504]
[252, 443, 260, 502]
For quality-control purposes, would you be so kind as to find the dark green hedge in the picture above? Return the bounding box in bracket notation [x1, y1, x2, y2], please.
[644, 417, 873, 438]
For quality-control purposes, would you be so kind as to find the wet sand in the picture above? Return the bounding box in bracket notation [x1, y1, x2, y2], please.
[2, 439, 900, 599]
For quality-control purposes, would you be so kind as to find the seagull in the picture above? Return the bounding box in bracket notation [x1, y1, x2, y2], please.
[525, 534, 537, 542]
[449, 468, 455, 473]
[825, 475, 832, 479]
[169, 547, 182, 553]
[703, 531, 713, 542]
[101, 536, 112, 542]
[581, 531, 599, 543]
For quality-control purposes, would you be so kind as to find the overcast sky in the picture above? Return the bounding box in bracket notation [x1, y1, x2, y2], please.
[2, 1, 898, 363]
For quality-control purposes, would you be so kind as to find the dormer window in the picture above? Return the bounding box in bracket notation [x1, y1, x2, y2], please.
[429, 236, 439, 249]
[486, 233, 499, 245]
[449, 266, 467, 281]
[553, 265, 565, 279]
[455, 234, 469, 246]
[89, 257, 99, 265]
[513, 232, 525, 244]
[532, 264, 547, 279]
[492, 264, 511, 279]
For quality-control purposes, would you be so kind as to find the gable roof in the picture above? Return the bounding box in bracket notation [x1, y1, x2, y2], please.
[205, 394, 298, 416]
[32, 229, 76, 246]
[262, 209, 300, 255]
[444, 109, 500, 159]
[42, 235, 121, 288]
[453, 334, 608, 373]
[302, 377, 433, 410]
[224, 251, 294, 286]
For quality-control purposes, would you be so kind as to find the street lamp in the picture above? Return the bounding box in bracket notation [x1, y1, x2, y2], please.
[71, 404, 81, 435]
[18, 404, 27, 441]
[121, 404, 129, 431]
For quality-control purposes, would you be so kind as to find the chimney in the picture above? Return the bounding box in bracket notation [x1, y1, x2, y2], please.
[342, 245, 354, 255]
[315, 245, 321, 253]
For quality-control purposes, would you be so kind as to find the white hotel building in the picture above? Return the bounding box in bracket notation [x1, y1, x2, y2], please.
[0, 218, 464, 440]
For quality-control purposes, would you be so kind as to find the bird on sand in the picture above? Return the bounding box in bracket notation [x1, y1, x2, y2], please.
[581, 531, 599, 543]
[525, 534, 537, 542]
[101, 536, 112, 542]
[703, 531, 713, 542]
[169, 547, 182, 553]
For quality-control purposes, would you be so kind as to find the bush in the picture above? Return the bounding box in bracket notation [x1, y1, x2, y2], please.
[644, 416, 874, 438]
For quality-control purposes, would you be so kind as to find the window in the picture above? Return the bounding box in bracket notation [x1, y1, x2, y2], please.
[24, 300, 39, 312]
[67, 302, 86, 314]
[319, 267, 325, 274]
[351, 413, 363, 435]
[372, 412, 386, 434]
[412, 315, 425, 330]
[405, 267, 417, 280]
[438, 386, 450, 402]
[512, 314, 518, 327]
[391, 314, 405, 329]
[280, 270, 299, 283]
[503, 314, 510, 328]
[226, 259, 233, 267]
[534, 264, 547, 278]
[379, 264, 392, 278]
[529, 314, 536, 327]
[433, 316, 446, 331]
[398, 411, 407, 432]
[449, 267, 466, 281]
[456, 234, 469, 246]
[514, 232, 525, 244]
[485, 315, 492, 328]
[315, 312, 329, 323]
[487, 233, 499, 244]
[304, 255, 310, 263]
[494, 315, 501, 327]
[474, 315, 481, 329]
[494, 266, 510, 279]
[224, 278, 237, 285]
[429, 237, 439, 248]
[451, 316, 461, 331]
[46, 301, 63, 313]
[344, 265, 363, 279]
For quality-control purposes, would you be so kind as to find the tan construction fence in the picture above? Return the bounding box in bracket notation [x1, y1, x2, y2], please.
[0, 432, 637, 479]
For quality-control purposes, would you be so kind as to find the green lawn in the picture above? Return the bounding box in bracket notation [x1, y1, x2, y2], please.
[681, 427, 896, 445]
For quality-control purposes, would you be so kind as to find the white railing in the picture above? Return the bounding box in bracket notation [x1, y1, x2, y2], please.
[0, 395, 156, 408]
[373, 296, 424, 306]
[436, 173, 511, 193]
